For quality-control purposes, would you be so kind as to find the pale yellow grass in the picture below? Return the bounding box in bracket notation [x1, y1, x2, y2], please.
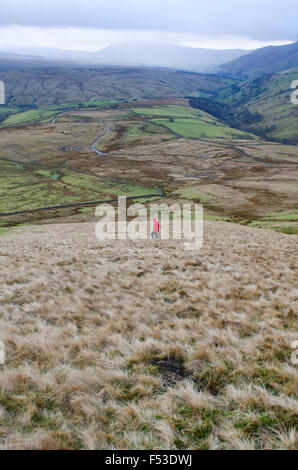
[0, 220, 297, 450]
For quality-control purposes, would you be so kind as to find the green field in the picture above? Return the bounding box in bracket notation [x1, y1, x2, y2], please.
[2, 106, 64, 126]
[0, 106, 20, 123]
[133, 105, 200, 118]
[248, 220, 298, 235]
[2, 101, 253, 141]
[80, 100, 121, 107]
[123, 121, 174, 142]
[1, 101, 124, 126]
[153, 117, 251, 139]
[263, 210, 298, 222]
[171, 187, 211, 202]
[0, 160, 161, 213]
[133, 105, 254, 139]
[0, 106, 19, 116]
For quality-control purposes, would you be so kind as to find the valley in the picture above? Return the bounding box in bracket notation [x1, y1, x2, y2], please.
[0, 58, 297, 451]
[0, 99, 297, 234]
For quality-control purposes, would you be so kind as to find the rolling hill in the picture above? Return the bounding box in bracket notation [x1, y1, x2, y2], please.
[190, 68, 298, 143]
[1, 44, 297, 143]
[237, 69, 298, 142]
[219, 41, 298, 78]
[0, 64, 231, 107]
[221, 68, 298, 143]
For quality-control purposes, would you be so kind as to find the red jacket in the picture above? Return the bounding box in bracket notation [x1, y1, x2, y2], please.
[153, 218, 159, 232]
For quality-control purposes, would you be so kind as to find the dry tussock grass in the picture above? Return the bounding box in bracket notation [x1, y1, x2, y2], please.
[0, 220, 297, 449]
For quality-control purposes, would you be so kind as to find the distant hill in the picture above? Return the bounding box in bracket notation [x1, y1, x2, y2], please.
[1, 43, 248, 73]
[0, 64, 231, 107]
[219, 41, 298, 78]
[91, 43, 247, 73]
[0, 47, 93, 62]
[0, 52, 58, 71]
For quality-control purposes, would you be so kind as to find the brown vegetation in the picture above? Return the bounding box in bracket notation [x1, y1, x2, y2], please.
[0, 221, 297, 449]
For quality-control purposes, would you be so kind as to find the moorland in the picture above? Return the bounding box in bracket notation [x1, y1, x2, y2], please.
[0, 56, 297, 450]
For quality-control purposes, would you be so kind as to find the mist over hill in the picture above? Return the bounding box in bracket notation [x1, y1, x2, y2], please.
[1, 42, 248, 73]
[90, 43, 247, 72]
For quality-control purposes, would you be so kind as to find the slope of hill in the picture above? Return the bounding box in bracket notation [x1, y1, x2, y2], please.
[219, 41, 298, 78]
[0, 64, 231, 107]
[0, 220, 297, 450]
[0, 47, 93, 62]
[190, 68, 298, 143]
[240, 69, 298, 142]
[0, 54, 54, 71]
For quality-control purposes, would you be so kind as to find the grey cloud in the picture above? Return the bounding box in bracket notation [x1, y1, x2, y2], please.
[0, 0, 297, 41]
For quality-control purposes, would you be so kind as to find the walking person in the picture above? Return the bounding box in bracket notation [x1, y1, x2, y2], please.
[151, 217, 160, 239]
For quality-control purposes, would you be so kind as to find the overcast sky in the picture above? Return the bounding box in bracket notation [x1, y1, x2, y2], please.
[0, 0, 296, 51]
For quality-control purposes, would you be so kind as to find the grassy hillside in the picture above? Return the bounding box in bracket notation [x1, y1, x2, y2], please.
[0, 60, 297, 452]
[0, 65, 230, 107]
[243, 70, 298, 141]
[190, 69, 298, 143]
[219, 41, 298, 78]
[0, 220, 297, 450]
[0, 159, 160, 214]
[0, 102, 296, 231]
[2, 105, 66, 126]
[1, 101, 121, 126]
[0, 106, 20, 122]
[134, 105, 255, 139]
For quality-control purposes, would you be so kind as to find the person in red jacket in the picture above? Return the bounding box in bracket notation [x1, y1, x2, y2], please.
[151, 217, 160, 239]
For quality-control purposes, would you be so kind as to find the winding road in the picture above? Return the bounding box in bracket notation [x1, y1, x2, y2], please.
[52, 113, 111, 156]
[90, 124, 111, 156]
[0, 119, 163, 217]
[51, 112, 66, 124]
